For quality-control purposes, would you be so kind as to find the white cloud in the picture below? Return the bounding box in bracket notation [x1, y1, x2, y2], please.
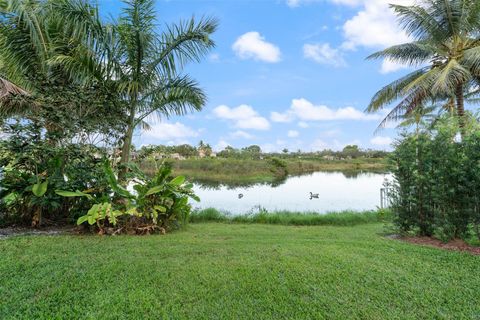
[286, 0, 301, 7]
[341, 0, 413, 50]
[303, 43, 346, 67]
[339, 0, 414, 73]
[236, 117, 271, 130]
[271, 111, 293, 123]
[293, 0, 414, 73]
[213, 104, 271, 130]
[370, 136, 393, 146]
[232, 31, 281, 63]
[230, 130, 255, 139]
[298, 121, 310, 128]
[274, 98, 380, 122]
[287, 130, 300, 138]
[143, 122, 198, 141]
[215, 140, 231, 151]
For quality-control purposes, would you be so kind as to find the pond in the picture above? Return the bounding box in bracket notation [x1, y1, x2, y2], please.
[191, 171, 391, 214]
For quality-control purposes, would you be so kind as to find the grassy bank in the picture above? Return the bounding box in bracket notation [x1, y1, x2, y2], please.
[141, 157, 389, 185]
[189, 208, 390, 226]
[1, 223, 479, 319]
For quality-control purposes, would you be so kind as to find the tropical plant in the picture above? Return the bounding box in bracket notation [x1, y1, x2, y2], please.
[54, 0, 218, 181]
[56, 160, 199, 234]
[0, 0, 126, 144]
[389, 113, 480, 240]
[367, 0, 480, 133]
[0, 120, 111, 226]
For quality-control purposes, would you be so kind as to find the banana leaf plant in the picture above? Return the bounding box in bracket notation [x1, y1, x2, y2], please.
[56, 160, 199, 234]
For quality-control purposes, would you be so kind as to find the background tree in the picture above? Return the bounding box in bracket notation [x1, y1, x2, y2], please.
[0, 0, 126, 145]
[367, 0, 480, 134]
[342, 145, 361, 159]
[56, 0, 218, 180]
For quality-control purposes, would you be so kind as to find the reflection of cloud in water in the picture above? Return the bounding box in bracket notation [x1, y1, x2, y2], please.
[192, 171, 392, 215]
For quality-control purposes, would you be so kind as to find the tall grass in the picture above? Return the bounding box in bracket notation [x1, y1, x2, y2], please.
[189, 208, 391, 226]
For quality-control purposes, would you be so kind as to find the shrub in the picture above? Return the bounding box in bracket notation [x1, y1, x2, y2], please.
[389, 115, 480, 240]
[268, 157, 288, 177]
[57, 161, 199, 234]
[0, 121, 111, 226]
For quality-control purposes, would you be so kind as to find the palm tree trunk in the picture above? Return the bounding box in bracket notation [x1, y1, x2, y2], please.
[118, 105, 136, 183]
[455, 83, 466, 137]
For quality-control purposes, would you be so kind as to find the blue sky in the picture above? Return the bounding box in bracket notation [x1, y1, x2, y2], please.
[100, 0, 415, 152]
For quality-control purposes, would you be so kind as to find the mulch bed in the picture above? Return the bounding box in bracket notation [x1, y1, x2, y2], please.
[398, 236, 480, 255]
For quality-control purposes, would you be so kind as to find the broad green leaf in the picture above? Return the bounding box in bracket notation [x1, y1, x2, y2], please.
[154, 205, 166, 213]
[2, 192, 17, 204]
[169, 176, 185, 186]
[145, 185, 164, 196]
[190, 194, 201, 202]
[55, 190, 93, 200]
[32, 181, 48, 197]
[77, 216, 89, 225]
[126, 208, 141, 217]
[103, 161, 134, 199]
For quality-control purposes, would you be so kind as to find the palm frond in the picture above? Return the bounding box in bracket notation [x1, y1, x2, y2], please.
[367, 67, 428, 112]
[374, 89, 429, 133]
[391, 3, 446, 42]
[136, 75, 206, 124]
[367, 41, 437, 66]
[149, 16, 218, 77]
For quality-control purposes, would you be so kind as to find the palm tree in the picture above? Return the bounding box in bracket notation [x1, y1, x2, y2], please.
[367, 0, 480, 134]
[0, 0, 124, 142]
[55, 0, 217, 180]
[0, 0, 217, 181]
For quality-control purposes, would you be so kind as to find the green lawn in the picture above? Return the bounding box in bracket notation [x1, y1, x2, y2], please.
[1, 223, 479, 319]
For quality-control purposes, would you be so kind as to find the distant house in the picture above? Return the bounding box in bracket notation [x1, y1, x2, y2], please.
[323, 155, 335, 161]
[198, 149, 207, 158]
[198, 147, 214, 158]
[170, 153, 185, 160]
[153, 153, 167, 160]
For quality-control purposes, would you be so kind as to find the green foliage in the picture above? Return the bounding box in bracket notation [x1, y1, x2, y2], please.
[56, 161, 199, 234]
[367, 0, 480, 131]
[76, 203, 123, 228]
[342, 145, 361, 158]
[389, 114, 480, 240]
[268, 157, 288, 178]
[31, 179, 48, 197]
[0, 121, 111, 226]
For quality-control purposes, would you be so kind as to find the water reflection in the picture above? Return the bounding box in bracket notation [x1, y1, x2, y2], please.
[191, 171, 391, 214]
[192, 170, 388, 190]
